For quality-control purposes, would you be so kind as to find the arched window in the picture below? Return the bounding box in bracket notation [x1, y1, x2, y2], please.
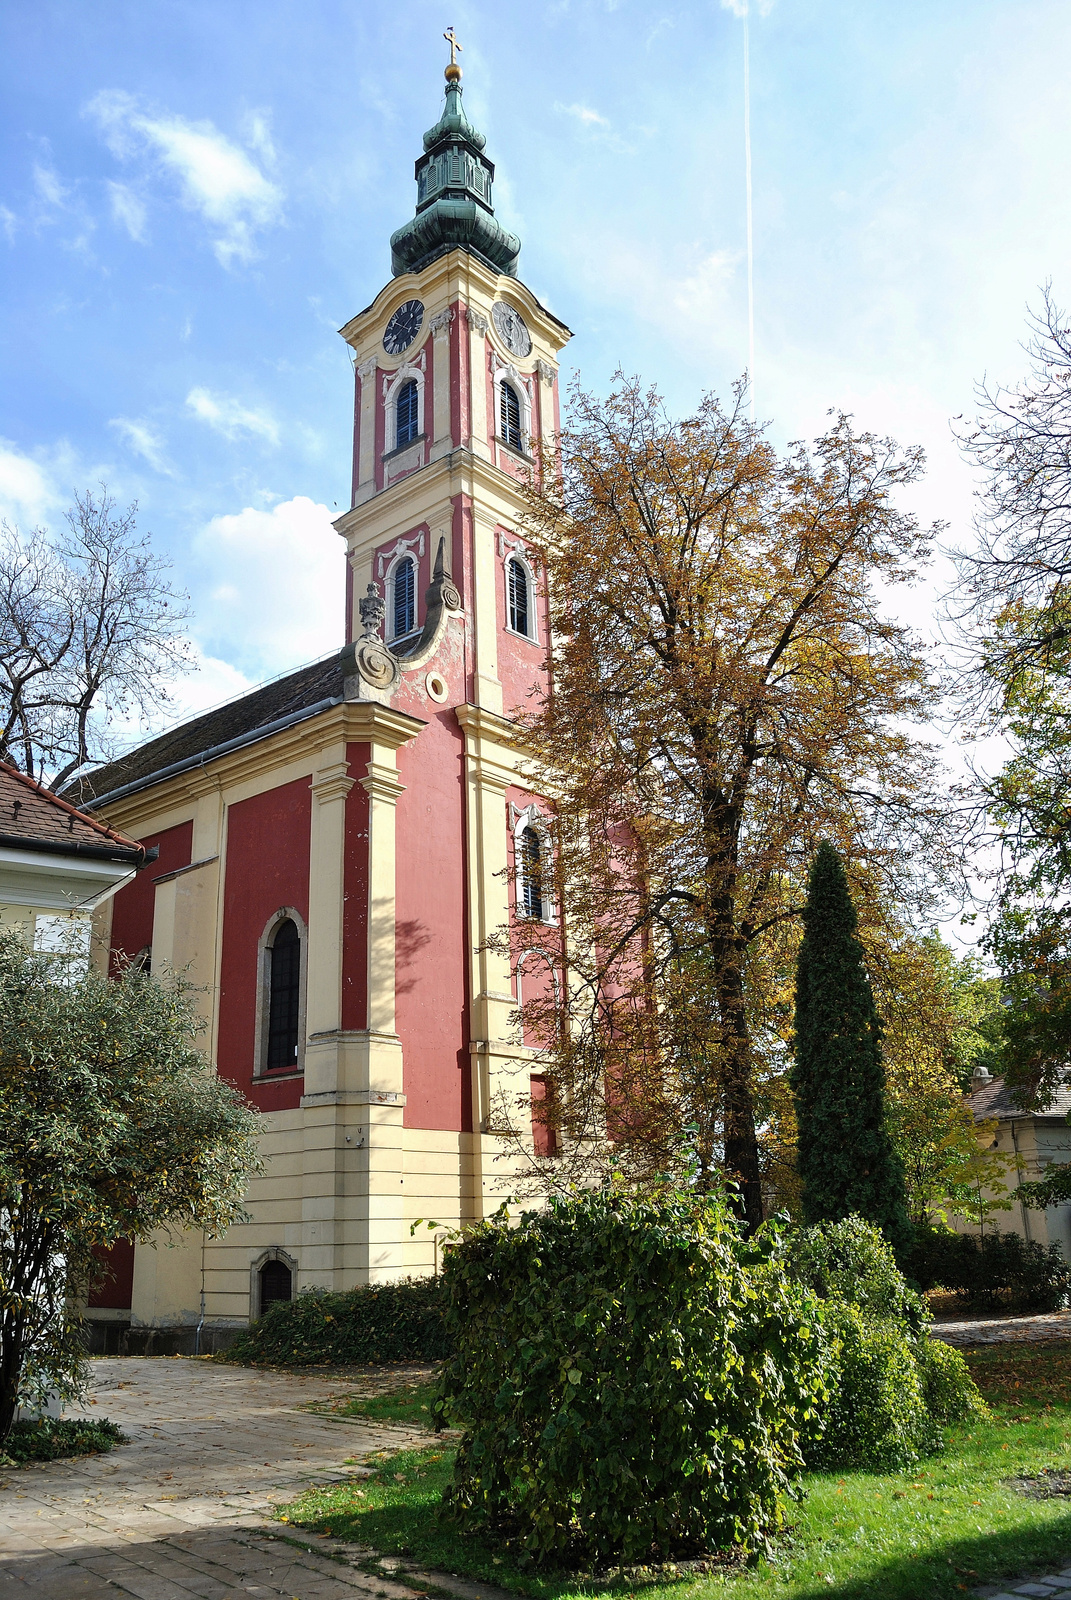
[396, 379, 419, 448]
[392, 556, 416, 639]
[508, 557, 530, 638]
[259, 1258, 292, 1315]
[266, 918, 301, 1070]
[521, 826, 543, 918]
[500, 381, 524, 451]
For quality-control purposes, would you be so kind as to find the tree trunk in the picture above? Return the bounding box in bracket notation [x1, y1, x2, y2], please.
[0, 1314, 25, 1442]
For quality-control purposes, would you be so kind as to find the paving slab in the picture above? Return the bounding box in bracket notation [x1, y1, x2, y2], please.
[933, 1309, 1071, 1347]
[0, 1357, 441, 1599]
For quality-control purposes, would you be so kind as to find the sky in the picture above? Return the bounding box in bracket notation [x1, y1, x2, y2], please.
[2, 0, 1070, 761]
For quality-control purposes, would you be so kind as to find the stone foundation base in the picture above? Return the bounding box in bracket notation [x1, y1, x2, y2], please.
[82, 1321, 243, 1358]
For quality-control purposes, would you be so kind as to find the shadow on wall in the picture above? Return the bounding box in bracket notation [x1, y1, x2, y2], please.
[395, 917, 431, 997]
[81, 1321, 241, 1358]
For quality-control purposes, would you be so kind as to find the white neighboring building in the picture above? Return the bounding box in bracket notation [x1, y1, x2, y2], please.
[0, 759, 149, 947]
[964, 1068, 1071, 1254]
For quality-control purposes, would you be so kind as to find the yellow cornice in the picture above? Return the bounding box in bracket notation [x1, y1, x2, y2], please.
[94, 700, 425, 836]
[332, 445, 540, 550]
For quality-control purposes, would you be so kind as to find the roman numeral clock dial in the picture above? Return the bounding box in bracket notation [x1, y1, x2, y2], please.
[383, 299, 424, 355]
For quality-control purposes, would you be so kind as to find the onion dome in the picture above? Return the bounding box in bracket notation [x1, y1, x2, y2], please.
[390, 39, 521, 280]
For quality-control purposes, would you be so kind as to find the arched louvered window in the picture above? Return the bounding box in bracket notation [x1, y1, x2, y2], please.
[392, 556, 416, 639]
[266, 918, 301, 1070]
[259, 1258, 292, 1314]
[521, 826, 543, 918]
[508, 557, 530, 638]
[396, 379, 419, 448]
[500, 381, 524, 451]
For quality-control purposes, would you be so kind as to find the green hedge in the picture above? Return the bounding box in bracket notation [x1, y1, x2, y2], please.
[787, 1217, 987, 1470]
[437, 1188, 826, 1567]
[906, 1226, 1071, 1311]
[225, 1277, 451, 1366]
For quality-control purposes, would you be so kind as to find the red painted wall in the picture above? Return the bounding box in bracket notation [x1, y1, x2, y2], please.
[217, 778, 311, 1112]
[87, 1239, 135, 1310]
[108, 819, 193, 971]
[394, 709, 470, 1132]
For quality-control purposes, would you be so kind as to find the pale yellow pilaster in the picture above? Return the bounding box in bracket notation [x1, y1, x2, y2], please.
[429, 308, 454, 462]
[471, 504, 503, 714]
[466, 308, 491, 460]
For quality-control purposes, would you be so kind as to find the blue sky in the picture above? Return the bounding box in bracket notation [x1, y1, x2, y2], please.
[2, 0, 1070, 737]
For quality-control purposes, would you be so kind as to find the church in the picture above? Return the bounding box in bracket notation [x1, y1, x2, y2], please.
[71, 39, 569, 1352]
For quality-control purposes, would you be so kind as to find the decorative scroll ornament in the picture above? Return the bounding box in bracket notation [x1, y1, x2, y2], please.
[356, 357, 378, 385]
[465, 306, 489, 335]
[351, 582, 400, 691]
[536, 358, 557, 386]
[429, 307, 455, 337]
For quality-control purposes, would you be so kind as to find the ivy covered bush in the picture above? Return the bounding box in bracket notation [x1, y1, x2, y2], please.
[225, 1277, 450, 1366]
[787, 1217, 986, 1470]
[437, 1187, 827, 1567]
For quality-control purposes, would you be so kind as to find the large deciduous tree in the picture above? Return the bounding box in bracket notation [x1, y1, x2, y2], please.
[508, 377, 949, 1229]
[952, 289, 1071, 1110]
[0, 486, 191, 787]
[0, 930, 261, 1441]
[790, 842, 910, 1251]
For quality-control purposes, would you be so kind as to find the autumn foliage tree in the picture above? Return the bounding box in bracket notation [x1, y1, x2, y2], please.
[509, 378, 949, 1229]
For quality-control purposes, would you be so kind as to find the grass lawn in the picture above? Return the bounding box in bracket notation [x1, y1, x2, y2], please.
[278, 1341, 1071, 1600]
[302, 1379, 440, 1429]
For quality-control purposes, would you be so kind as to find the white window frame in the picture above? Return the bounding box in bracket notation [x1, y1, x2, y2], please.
[254, 906, 309, 1077]
[503, 548, 539, 643]
[385, 551, 420, 643]
[382, 360, 426, 456]
[512, 804, 556, 924]
[492, 359, 533, 456]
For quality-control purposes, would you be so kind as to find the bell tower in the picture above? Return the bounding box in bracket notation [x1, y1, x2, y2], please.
[331, 37, 571, 1220]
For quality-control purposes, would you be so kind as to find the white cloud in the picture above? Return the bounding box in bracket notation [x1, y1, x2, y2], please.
[109, 417, 173, 475]
[0, 206, 16, 243]
[87, 90, 283, 266]
[0, 439, 63, 526]
[185, 386, 279, 444]
[107, 181, 147, 242]
[191, 496, 343, 676]
[33, 163, 67, 207]
[719, 0, 775, 16]
[557, 103, 610, 128]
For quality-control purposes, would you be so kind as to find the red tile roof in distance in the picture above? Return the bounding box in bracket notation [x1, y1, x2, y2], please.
[0, 760, 146, 863]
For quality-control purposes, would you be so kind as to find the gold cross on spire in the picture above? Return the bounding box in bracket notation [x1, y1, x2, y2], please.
[443, 25, 462, 79]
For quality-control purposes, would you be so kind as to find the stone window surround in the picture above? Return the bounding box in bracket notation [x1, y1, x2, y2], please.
[511, 802, 556, 925]
[498, 534, 540, 646]
[253, 905, 309, 1079]
[249, 1246, 298, 1320]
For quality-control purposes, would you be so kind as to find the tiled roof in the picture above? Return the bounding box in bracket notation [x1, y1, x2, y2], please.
[62, 653, 346, 810]
[0, 761, 145, 860]
[967, 1073, 1071, 1122]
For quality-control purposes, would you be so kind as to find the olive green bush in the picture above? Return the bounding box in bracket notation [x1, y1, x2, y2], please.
[225, 1278, 450, 1366]
[438, 1188, 826, 1567]
[786, 1217, 986, 1470]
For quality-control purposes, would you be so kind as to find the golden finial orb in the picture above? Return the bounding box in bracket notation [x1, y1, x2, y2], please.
[443, 25, 462, 81]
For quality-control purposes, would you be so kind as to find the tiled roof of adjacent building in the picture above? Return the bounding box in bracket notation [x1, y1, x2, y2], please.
[62, 652, 347, 811]
[0, 761, 146, 862]
[967, 1072, 1071, 1122]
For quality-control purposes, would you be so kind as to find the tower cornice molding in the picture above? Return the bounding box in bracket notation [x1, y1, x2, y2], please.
[333, 446, 541, 550]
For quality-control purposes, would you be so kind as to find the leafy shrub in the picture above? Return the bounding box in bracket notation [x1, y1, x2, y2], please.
[2, 1416, 125, 1464]
[907, 1225, 1071, 1311]
[786, 1217, 986, 1469]
[785, 1214, 927, 1332]
[809, 1301, 937, 1471]
[914, 1336, 989, 1427]
[225, 1277, 451, 1366]
[438, 1188, 826, 1567]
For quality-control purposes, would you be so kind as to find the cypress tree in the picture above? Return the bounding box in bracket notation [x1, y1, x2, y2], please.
[790, 842, 910, 1253]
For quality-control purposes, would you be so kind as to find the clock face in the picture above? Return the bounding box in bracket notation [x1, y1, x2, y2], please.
[492, 300, 532, 358]
[383, 300, 424, 356]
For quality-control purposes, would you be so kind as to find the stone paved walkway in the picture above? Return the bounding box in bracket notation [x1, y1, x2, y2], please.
[976, 1566, 1071, 1597]
[0, 1356, 460, 1599]
[932, 1310, 1071, 1347]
